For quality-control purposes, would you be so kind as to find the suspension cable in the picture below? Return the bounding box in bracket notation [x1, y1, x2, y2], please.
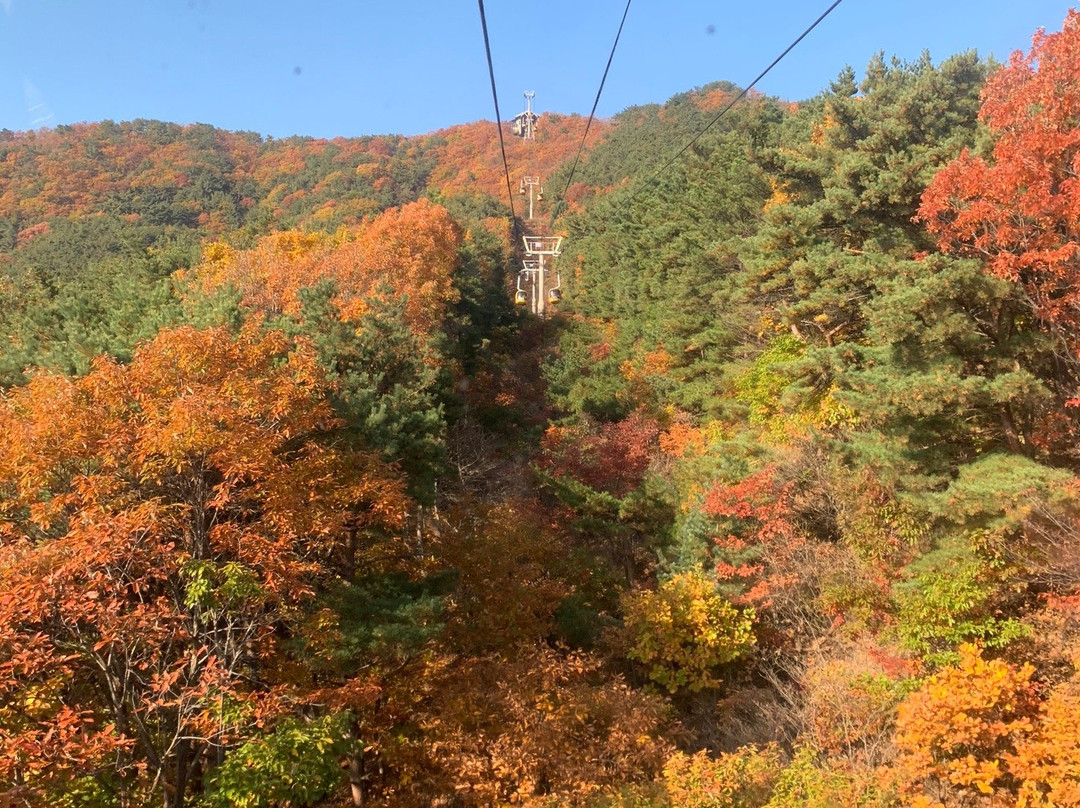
[628, 0, 845, 203]
[559, 0, 633, 202]
[477, 0, 518, 227]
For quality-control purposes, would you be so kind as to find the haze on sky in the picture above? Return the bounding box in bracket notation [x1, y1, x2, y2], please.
[0, 1, 1076, 139]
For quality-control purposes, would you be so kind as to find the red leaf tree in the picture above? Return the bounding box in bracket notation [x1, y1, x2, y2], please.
[919, 11, 1080, 330]
[702, 466, 802, 609]
[538, 411, 659, 500]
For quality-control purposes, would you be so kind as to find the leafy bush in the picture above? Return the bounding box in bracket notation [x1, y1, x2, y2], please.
[662, 745, 781, 808]
[201, 713, 359, 808]
[622, 571, 755, 693]
[765, 746, 890, 808]
[894, 543, 1026, 665]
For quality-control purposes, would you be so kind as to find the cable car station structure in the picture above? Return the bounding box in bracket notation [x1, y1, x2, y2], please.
[511, 90, 538, 140]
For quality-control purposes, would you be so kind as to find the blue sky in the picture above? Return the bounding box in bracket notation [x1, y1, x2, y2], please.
[0, 1, 1076, 139]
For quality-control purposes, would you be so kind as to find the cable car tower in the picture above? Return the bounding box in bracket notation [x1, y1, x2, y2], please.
[519, 175, 543, 221]
[521, 235, 562, 317]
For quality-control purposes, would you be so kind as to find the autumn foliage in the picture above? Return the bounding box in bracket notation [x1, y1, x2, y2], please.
[702, 466, 802, 608]
[12, 9, 1080, 808]
[390, 646, 674, 807]
[920, 10, 1080, 330]
[539, 410, 660, 499]
[892, 644, 1039, 806]
[427, 113, 607, 201]
[0, 324, 407, 804]
[891, 644, 1080, 808]
[192, 198, 462, 334]
[661, 745, 781, 808]
[622, 571, 755, 693]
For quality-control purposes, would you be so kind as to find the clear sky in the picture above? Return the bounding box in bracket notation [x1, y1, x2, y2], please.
[0, 1, 1076, 139]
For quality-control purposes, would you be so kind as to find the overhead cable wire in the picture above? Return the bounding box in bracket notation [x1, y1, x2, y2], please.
[560, 0, 633, 201]
[477, 0, 518, 227]
[628, 0, 845, 203]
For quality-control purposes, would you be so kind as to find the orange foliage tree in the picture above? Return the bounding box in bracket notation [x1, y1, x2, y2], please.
[0, 324, 407, 806]
[327, 198, 462, 332]
[194, 229, 334, 315]
[191, 199, 462, 335]
[891, 642, 1080, 806]
[662, 744, 781, 808]
[379, 646, 673, 807]
[892, 644, 1040, 807]
[1010, 680, 1080, 807]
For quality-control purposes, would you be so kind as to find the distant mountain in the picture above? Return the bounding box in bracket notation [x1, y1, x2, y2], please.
[0, 81, 753, 255]
[0, 114, 590, 246]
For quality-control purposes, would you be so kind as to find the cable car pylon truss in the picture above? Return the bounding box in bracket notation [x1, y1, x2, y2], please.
[508, 90, 565, 316]
[520, 234, 562, 317]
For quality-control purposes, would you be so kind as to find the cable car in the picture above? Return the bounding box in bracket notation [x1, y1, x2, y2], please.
[514, 272, 528, 306]
[547, 271, 562, 304]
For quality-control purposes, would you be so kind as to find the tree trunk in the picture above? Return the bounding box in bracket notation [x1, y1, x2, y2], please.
[348, 749, 365, 807]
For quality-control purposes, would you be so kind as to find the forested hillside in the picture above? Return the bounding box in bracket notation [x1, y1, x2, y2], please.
[5, 10, 1080, 808]
[0, 110, 597, 239]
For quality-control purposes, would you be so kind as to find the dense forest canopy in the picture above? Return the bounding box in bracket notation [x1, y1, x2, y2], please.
[5, 10, 1080, 808]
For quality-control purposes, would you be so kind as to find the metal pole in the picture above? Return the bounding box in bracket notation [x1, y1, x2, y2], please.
[538, 253, 546, 317]
[522, 176, 539, 220]
[524, 91, 536, 140]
